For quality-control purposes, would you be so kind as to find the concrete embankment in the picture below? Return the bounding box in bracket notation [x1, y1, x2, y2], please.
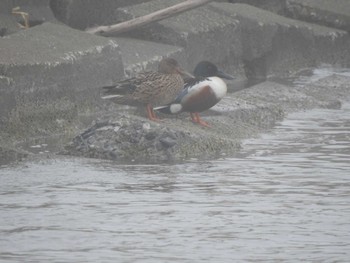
[63, 74, 350, 163]
[1, 0, 350, 164]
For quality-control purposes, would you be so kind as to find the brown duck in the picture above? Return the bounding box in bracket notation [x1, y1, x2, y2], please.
[101, 58, 192, 121]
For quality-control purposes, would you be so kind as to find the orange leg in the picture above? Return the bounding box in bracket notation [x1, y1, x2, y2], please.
[190, 112, 210, 127]
[146, 104, 162, 121]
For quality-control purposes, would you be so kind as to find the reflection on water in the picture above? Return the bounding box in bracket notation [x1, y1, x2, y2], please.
[1, 102, 350, 262]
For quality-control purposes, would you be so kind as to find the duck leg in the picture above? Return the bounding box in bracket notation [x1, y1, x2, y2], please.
[190, 112, 210, 127]
[146, 104, 162, 121]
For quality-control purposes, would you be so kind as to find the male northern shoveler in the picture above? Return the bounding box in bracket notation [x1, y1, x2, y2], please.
[154, 61, 234, 127]
[101, 58, 193, 121]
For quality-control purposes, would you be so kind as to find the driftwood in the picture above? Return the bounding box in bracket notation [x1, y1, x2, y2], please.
[86, 0, 213, 36]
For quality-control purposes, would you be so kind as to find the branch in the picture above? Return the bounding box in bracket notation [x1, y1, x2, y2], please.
[86, 0, 213, 36]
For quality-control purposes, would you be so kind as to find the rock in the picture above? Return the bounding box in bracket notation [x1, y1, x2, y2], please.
[228, 0, 287, 15]
[235, 81, 342, 113]
[63, 74, 350, 163]
[114, 1, 350, 82]
[212, 3, 350, 82]
[0, 22, 123, 139]
[114, 37, 186, 78]
[286, 0, 350, 32]
[64, 116, 196, 162]
[50, 0, 153, 30]
[300, 74, 350, 103]
[0, 1, 12, 14]
[0, 0, 58, 35]
[159, 136, 177, 149]
[0, 146, 29, 166]
[0, 75, 15, 125]
[0, 14, 20, 36]
[114, 0, 241, 74]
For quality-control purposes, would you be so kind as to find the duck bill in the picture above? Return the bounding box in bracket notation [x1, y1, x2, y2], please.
[176, 67, 195, 79]
[216, 70, 235, 80]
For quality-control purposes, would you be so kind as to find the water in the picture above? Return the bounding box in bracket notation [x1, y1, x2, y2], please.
[1, 101, 350, 262]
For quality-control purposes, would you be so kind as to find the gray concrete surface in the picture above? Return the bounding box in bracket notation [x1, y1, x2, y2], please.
[1, 0, 59, 35]
[114, 37, 185, 78]
[213, 3, 350, 82]
[50, 0, 153, 30]
[115, 1, 350, 82]
[228, 0, 287, 15]
[0, 14, 20, 36]
[286, 0, 350, 32]
[229, 0, 350, 32]
[115, 0, 241, 74]
[0, 22, 123, 140]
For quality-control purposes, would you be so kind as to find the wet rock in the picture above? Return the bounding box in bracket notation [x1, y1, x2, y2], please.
[64, 116, 197, 163]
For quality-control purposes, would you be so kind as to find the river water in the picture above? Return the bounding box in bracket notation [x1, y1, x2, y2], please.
[1, 68, 350, 262]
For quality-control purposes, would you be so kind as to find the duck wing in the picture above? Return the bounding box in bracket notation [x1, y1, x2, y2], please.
[101, 71, 156, 99]
[132, 72, 183, 105]
[154, 76, 208, 113]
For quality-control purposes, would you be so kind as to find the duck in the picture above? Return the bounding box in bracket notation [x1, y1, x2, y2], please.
[101, 58, 193, 121]
[154, 61, 234, 127]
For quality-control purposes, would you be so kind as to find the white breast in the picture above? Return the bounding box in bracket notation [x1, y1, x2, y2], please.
[207, 77, 227, 99]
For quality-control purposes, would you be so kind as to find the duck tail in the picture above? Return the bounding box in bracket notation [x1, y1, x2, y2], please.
[154, 104, 182, 114]
[101, 81, 137, 100]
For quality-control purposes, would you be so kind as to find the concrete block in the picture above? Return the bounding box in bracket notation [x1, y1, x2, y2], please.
[50, 0, 153, 30]
[236, 81, 341, 113]
[286, 0, 350, 32]
[0, 22, 123, 137]
[64, 74, 350, 163]
[0, 14, 20, 36]
[0, 76, 15, 123]
[114, 37, 185, 78]
[114, 0, 241, 73]
[211, 3, 350, 81]
[3, 0, 58, 28]
[228, 0, 287, 15]
[0, 146, 28, 166]
[114, 0, 350, 82]
[0, 0, 12, 14]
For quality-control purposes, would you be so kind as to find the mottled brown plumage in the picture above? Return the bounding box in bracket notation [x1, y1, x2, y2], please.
[102, 58, 191, 121]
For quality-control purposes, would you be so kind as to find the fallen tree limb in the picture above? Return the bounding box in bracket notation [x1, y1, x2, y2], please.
[86, 0, 213, 36]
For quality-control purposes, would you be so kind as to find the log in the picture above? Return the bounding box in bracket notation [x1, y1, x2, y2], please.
[86, 0, 213, 36]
